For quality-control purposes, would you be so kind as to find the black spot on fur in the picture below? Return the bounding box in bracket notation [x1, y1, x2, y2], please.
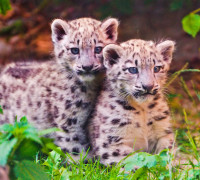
[119, 122, 129, 127]
[116, 100, 136, 110]
[61, 125, 69, 133]
[65, 100, 72, 109]
[54, 106, 59, 118]
[153, 94, 160, 101]
[6, 67, 31, 80]
[117, 72, 121, 76]
[37, 101, 41, 108]
[62, 113, 66, 119]
[72, 147, 80, 155]
[45, 100, 51, 108]
[147, 121, 153, 126]
[73, 135, 79, 141]
[110, 105, 116, 109]
[165, 129, 173, 134]
[111, 118, 120, 125]
[102, 153, 109, 159]
[81, 86, 87, 93]
[135, 122, 141, 128]
[92, 133, 99, 139]
[110, 162, 116, 166]
[112, 151, 119, 156]
[103, 143, 108, 148]
[82, 102, 90, 109]
[109, 94, 115, 98]
[163, 110, 170, 115]
[148, 102, 157, 109]
[154, 116, 167, 121]
[75, 80, 82, 85]
[168, 145, 173, 149]
[108, 136, 122, 143]
[57, 136, 62, 141]
[67, 118, 72, 126]
[65, 138, 70, 142]
[94, 147, 99, 152]
[71, 86, 76, 93]
[62, 148, 69, 153]
[58, 50, 64, 58]
[72, 111, 77, 115]
[75, 100, 82, 108]
[33, 116, 38, 120]
[47, 113, 54, 122]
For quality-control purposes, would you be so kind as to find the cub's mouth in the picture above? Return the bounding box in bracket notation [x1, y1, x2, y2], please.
[133, 89, 158, 98]
[76, 69, 101, 76]
[76, 67, 106, 76]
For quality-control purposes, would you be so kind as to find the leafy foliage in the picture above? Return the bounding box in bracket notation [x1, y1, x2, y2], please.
[0, 116, 60, 179]
[14, 160, 49, 180]
[0, 106, 3, 114]
[0, 0, 11, 15]
[182, 9, 200, 37]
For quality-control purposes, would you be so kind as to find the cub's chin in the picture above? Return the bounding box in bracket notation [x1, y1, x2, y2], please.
[79, 74, 96, 82]
[132, 93, 155, 104]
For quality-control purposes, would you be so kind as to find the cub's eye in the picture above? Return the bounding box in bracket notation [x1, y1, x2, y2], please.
[128, 67, 138, 74]
[154, 66, 161, 73]
[71, 48, 79, 55]
[94, 47, 103, 54]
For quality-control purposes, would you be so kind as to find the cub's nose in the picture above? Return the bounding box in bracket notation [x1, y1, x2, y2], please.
[82, 65, 93, 72]
[142, 84, 154, 92]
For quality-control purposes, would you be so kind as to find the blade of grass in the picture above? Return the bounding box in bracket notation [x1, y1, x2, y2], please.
[180, 77, 196, 105]
[165, 63, 188, 87]
[183, 109, 199, 162]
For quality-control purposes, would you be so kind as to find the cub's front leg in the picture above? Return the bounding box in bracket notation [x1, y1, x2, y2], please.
[95, 136, 133, 165]
[91, 123, 148, 166]
[155, 133, 174, 154]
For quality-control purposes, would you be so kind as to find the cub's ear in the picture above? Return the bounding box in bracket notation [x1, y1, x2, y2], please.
[101, 18, 119, 42]
[51, 19, 69, 42]
[103, 44, 122, 69]
[156, 40, 175, 64]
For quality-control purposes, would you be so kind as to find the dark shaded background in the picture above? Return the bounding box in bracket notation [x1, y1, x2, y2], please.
[0, 0, 200, 72]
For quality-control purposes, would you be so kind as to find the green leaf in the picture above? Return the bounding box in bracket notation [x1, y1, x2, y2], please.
[20, 116, 28, 123]
[14, 139, 41, 161]
[60, 168, 71, 180]
[44, 148, 61, 170]
[132, 167, 148, 179]
[41, 137, 66, 158]
[182, 13, 200, 37]
[0, 123, 14, 132]
[25, 133, 42, 145]
[38, 128, 61, 136]
[0, 0, 11, 15]
[14, 160, 50, 180]
[0, 106, 3, 114]
[124, 151, 168, 171]
[0, 138, 17, 166]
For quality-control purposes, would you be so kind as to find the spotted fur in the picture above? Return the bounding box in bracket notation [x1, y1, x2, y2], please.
[0, 17, 119, 160]
[89, 39, 175, 165]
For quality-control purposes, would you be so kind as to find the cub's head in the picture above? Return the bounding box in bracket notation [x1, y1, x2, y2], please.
[51, 17, 119, 82]
[103, 39, 175, 103]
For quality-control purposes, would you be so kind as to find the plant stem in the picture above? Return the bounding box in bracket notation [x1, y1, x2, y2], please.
[190, 8, 200, 14]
